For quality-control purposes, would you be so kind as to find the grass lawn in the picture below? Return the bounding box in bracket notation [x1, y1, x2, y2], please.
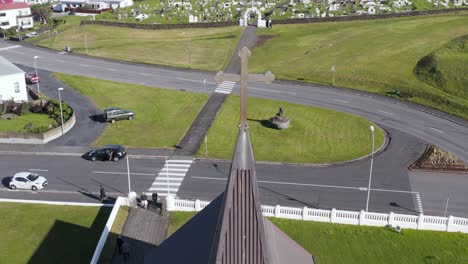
[98, 206, 129, 264]
[37, 22, 242, 71]
[250, 12, 468, 118]
[200, 95, 384, 163]
[54, 73, 208, 148]
[0, 113, 57, 133]
[169, 211, 468, 264]
[0, 203, 111, 264]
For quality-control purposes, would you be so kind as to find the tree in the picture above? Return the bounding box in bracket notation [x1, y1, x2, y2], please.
[31, 4, 52, 24]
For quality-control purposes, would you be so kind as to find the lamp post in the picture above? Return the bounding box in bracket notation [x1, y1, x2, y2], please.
[366, 125, 375, 212]
[126, 156, 132, 194]
[57, 87, 65, 135]
[33, 56, 40, 93]
[444, 196, 450, 217]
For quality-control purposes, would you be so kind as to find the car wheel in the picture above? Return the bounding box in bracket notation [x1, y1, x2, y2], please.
[91, 156, 97, 162]
[111, 119, 116, 124]
[113, 156, 120, 162]
[32, 186, 38, 191]
[10, 185, 17, 190]
[128, 115, 133, 120]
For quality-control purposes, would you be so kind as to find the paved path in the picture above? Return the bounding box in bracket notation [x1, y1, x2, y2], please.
[112, 207, 169, 264]
[172, 26, 258, 157]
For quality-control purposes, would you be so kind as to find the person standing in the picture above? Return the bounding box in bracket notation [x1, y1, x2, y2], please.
[100, 185, 106, 201]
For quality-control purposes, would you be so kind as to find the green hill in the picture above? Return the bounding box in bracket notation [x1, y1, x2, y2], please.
[414, 35, 468, 100]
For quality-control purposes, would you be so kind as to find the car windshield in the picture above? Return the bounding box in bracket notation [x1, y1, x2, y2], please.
[27, 174, 39, 181]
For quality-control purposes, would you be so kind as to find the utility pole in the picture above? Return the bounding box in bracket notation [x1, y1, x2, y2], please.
[126, 156, 132, 194]
[85, 32, 88, 54]
[205, 135, 208, 157]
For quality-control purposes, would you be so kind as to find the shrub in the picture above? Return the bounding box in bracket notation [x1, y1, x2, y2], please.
[20, 102, 31, 116]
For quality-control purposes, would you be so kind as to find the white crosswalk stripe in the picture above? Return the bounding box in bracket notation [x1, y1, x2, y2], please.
[0, 45, 21, 52]
[148, 159, 194, 196]
[214, 81, 236, 94]
[415, 193, 423, 214]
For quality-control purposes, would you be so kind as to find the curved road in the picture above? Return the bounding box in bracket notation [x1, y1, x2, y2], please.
[0, 40, 467, 217]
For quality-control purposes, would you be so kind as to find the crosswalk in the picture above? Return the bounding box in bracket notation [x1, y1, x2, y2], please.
[148, 159, 194, 197]
[214, 81, 236, 94]
[415, 193, 423, 214]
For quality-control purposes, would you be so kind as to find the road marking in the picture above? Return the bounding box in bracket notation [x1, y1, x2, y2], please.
[6, 50, 25, 55]
[429, 127, 444, 133]
[333, 99, 350, 104]
[176, 77, 215, 85]
[378, 110, 393, 115]
[139, 72, 151, 76]
[0, 187, 121, 196]
[0, 45, 21, 51]
[415, 193, 423, 214]
[106, 68, 117, 71]
[192, 176, 419, 194]
[29, 169, 49, 172]
[79, 64, 89, 67]
[92, 171, 155, 176]
[250, 87, 296, 96]
[214, 81, 236, 94]
[55, 59, 65, 63]
[148, 159, 194, 196]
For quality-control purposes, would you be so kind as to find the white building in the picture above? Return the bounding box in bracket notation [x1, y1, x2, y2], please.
[54, 0, 132, 12]
[0, 2, 33, 30]
[0, 56, 28, 102]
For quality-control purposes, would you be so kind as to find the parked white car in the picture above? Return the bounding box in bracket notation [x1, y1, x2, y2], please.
[26, 32, 39, 37]
[9, 172, 48, 191]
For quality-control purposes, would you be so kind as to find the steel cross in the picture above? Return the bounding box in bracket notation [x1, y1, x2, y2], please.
[215, 47, 275, 128]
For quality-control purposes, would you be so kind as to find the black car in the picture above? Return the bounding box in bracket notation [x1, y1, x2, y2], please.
[88, 145, 127, 162]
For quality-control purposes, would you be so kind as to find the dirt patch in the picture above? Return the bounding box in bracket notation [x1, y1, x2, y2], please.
[409, 145, 468, 173]
[254, 34, 278, 48]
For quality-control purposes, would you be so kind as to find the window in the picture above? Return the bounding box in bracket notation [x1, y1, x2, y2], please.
[14, 82, 20, 93]
[1, 22, 9, 26]
[0, 13, 6, 17]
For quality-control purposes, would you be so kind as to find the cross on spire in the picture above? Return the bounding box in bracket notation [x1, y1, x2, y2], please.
[215, 47, 275, 128]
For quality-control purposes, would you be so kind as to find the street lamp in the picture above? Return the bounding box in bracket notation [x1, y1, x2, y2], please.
[57, 87, 65, 135]
[33, 56, 40, 93]
[366, 125, 375, 212]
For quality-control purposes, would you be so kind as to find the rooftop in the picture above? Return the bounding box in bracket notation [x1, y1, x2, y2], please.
[0, 56, 25, 76]
[0, 2, 30, 11]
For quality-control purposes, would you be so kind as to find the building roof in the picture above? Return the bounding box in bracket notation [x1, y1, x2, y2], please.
[0, 2, 30, 11]
[0, 0, 13, 4]
[0, 56, 25, 76]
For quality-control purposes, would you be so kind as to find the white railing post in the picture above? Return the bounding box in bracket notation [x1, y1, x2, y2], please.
[166, 195, 175, 211]
[302, 206, 308, 220]
[195, 199, 201, 211]
[330, 208, 337, 223]
[274, 205, 281, 218]
[388, 212, 394, 227]
[359, 210, 366, 225]
[417, 213, 424, 230]
[447, 215, 454, 232]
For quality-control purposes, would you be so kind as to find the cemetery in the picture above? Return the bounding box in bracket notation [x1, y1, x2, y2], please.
[80, 0, 468, 25]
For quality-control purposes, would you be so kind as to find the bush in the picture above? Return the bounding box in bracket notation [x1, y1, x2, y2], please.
[27, 125, 54, 133]
[20, 102, 31, 116]
[46, 100, 73, 124]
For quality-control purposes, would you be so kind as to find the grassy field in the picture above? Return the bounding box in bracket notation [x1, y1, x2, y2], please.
[200, 95, 384, 163]
[169, 211, 468, 264]
[0, 113, 57, 133]
[37, 22, 241, 71]
[0, 203, 110, 264]
[54, 73, 208, 148]
[251, 12, 468, 118]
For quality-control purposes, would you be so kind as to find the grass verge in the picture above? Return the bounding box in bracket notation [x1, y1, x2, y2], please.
[98, 206, 130, 264]
[0, 113, 57, 133]
[54, 73, 208, 148]
[37, 22, 241, 71]
[200, 95, 384, 163]
[251, 12, 468, 118]
[169, 211, 468, 264]
[0, 203, 111, 264]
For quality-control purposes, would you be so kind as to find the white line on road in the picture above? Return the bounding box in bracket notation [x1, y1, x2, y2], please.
[55, 59, 65, 63]
[106, 68, 117, 71]
[333, 99, 350, 104]
[6, 50, 25, 55]
[139, 72, 151, 76]
[29, 169, 49, 172]
[92, 171, 155, 176]
[378, 110, 393, 115]
[0, 45, 21, 51]
[429, 127, 444, 133]
[176, 77, 215, 85]
[415, 193, 424, 213]
[79, 64, 89, 67]
[0, 187, 121, 196]
[250, 87, 296, 96]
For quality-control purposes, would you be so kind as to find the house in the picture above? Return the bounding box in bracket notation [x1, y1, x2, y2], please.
[54, 0, 132, 13]
[0, 56, 28, 102]
[0, 1, 33, 30]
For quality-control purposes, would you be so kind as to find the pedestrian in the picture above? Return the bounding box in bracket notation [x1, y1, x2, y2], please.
[99, 185, 106, 201]
[152, 192, 159, 209]
[141, 192, 148, 210]
[117, 235, 123, 254]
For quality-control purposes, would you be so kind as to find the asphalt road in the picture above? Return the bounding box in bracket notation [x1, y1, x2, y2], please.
[0, 40, 467, 217]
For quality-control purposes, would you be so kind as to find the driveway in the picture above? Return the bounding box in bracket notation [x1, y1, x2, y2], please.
[18, 65, 106, 146]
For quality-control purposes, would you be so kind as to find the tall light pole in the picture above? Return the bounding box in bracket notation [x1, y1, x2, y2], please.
[444, 196, 450, 217]
[57, 87, 65, 135]
[126, 156, 132, 194]
[33, 56, 40, 93]
[165, 156, 170, 197]
[366, 125, 375, 212]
